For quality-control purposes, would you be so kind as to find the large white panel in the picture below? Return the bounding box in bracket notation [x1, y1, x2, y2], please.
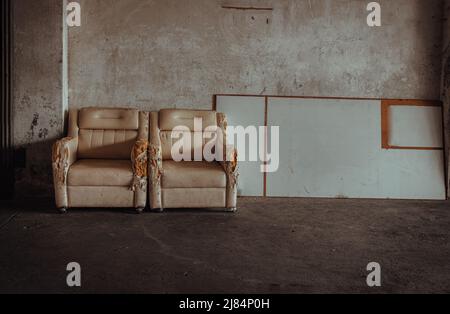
[216, 96, 265, 196]
[267, 97, 445, 200]
[389, 106, 443, 148]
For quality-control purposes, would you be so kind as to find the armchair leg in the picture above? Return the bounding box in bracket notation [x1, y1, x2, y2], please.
[135, 207, 145, 214]
[152, 208, 164, 213]
[226, 207, 237, 213]
[58, 207, 67, 214]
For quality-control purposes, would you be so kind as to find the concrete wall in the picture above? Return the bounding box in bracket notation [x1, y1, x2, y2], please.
[13, 0, 63, 196]
[13, 0, 446, 196]
[68, 0, 444, 110]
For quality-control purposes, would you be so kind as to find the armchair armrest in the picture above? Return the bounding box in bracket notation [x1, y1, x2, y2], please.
[219, 144, 239, 209]
[130, 138, 149, 209]
[219, 144, 238, 188]
[148, 142, 163, 210]
[52, 137, 78, 210]
[149, 142, 163, 185]
[216, 112, 239, 209]
[149, 112, 163, 179]
[148, 112, 163, 209]
[52, 137, 78, 185]
[130, 138, 149, 192]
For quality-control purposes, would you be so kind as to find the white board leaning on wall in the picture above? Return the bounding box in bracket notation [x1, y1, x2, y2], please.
[216, 95, 446, 200]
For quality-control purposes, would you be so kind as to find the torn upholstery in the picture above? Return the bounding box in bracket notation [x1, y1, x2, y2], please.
[130, 138, 149, 192]
[52, 137, 78, 208]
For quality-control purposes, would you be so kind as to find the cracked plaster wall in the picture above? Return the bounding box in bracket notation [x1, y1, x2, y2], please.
[12, 0, 446, 196]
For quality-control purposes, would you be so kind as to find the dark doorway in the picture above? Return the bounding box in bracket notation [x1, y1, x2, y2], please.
[1, 0, 14, 200]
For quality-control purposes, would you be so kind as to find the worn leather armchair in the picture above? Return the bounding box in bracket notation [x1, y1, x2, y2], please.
[52, 108, 149, 213]
[148, 109, 238, 212]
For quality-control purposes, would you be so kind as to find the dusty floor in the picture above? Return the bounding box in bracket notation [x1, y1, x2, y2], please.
[0, 197, 449, 294]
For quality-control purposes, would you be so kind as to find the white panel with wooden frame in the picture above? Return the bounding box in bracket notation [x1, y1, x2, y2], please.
[214, 94, 446, 200]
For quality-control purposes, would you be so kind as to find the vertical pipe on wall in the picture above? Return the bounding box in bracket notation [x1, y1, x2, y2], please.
[0, 0, 14, 199]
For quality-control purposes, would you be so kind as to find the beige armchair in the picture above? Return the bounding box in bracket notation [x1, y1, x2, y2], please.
[148, 109, 238, 212]
[52, 108, 149, 213]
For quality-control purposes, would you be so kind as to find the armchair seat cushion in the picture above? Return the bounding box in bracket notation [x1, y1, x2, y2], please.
[162, 161, 226, 188]
[68, 159, 133, 187]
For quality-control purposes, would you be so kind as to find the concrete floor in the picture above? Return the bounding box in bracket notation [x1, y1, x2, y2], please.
[0, 197, 449, 294]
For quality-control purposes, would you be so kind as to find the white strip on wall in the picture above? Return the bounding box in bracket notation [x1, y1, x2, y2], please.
[62, 0, 69, 130]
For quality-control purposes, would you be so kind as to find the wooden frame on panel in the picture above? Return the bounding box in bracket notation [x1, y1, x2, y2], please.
[380, 99, 443, 150]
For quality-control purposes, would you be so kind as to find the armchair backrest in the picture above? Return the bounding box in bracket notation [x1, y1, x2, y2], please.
[158, 109, 219, 161]
[69, 108, 142, 159]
